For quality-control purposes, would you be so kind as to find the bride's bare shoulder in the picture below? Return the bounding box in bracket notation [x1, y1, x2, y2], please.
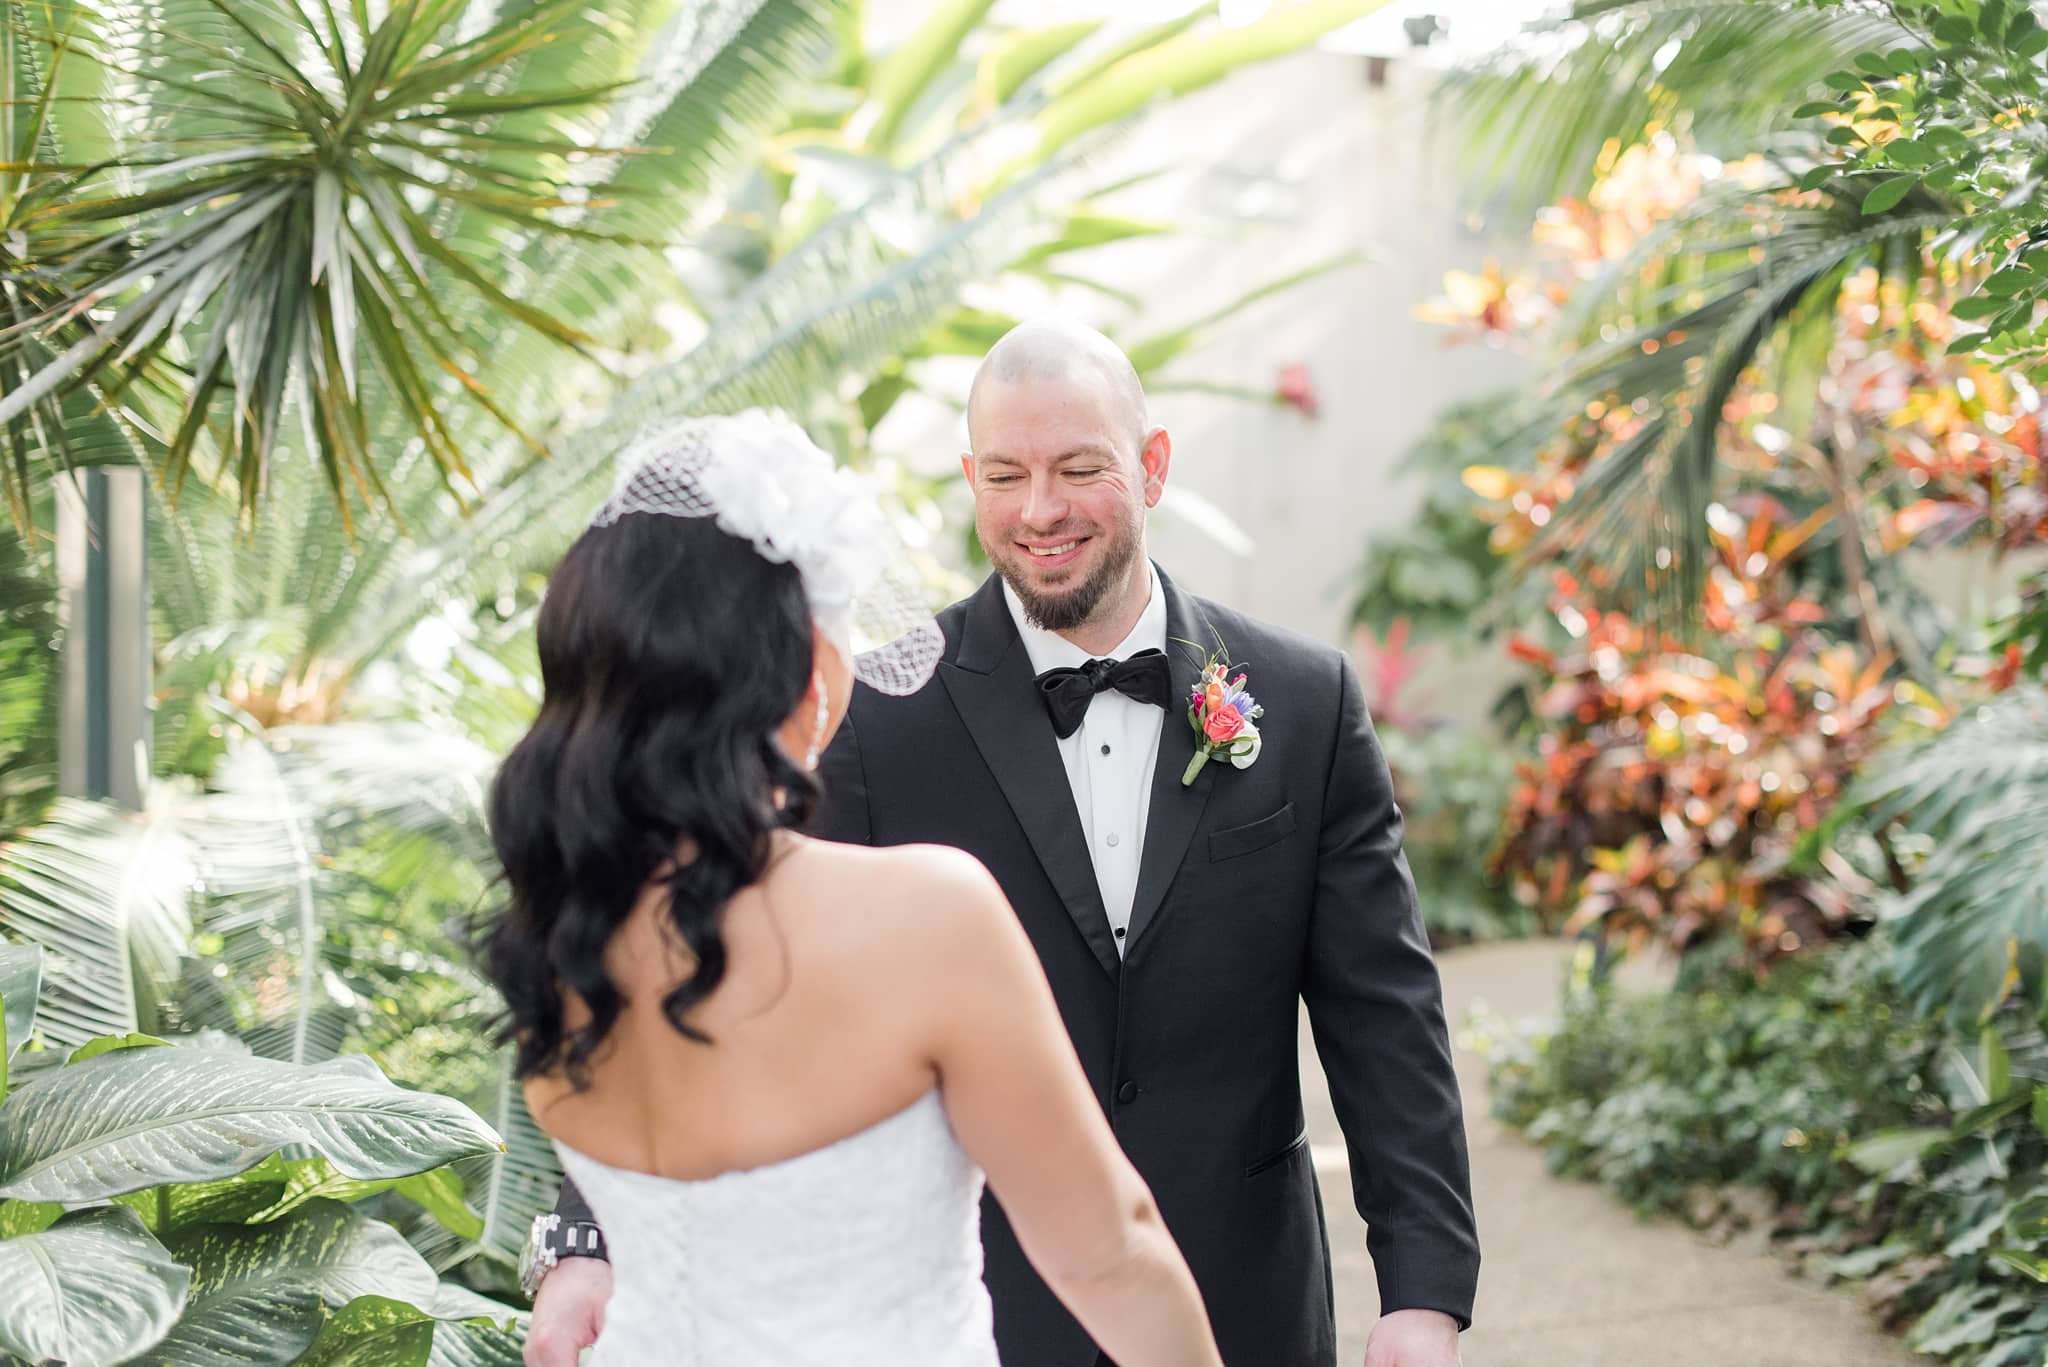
[782, 838, 1009, 941]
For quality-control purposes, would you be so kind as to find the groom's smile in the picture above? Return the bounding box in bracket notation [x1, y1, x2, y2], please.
[961, 325, 1173, 650]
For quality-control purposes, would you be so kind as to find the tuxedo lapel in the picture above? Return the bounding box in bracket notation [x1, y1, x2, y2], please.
[1124, 571, 1216, 957]
[938, 577, 1121, 980]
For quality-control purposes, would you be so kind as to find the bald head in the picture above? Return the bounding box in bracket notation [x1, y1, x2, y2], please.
[967, 319, 1148, 454]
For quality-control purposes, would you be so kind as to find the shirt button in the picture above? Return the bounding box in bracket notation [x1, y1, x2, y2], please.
[1116, 1081, 1139, 1105]
[1105, 832, 1120, 847]
[1113, 926, 1126, 939]
[1100, 744, 1112, 755]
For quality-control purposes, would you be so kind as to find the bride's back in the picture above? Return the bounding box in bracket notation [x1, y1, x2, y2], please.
[528, 840, 1004, 1367]
[527, 835, 957, 1182]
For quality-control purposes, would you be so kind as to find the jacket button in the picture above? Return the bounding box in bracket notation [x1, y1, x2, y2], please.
[1116, 1081, 1138, 1104]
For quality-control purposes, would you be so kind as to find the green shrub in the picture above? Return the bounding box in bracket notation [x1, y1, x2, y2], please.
[1485, 944, 2048, 1364]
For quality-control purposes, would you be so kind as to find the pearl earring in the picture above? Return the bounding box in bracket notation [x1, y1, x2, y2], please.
[803, 671, 828, 770]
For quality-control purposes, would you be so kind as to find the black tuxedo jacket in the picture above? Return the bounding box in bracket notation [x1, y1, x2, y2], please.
[555, 567, 1479, 1365]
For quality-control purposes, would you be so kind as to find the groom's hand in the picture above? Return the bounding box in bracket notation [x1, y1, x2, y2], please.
[523, 1256, 612, 1366]
[1363, 1308, 1462, 1367]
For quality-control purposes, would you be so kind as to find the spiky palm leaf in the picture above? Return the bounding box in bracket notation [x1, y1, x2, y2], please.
[1440, 0, 1903, 215]
[350, 123, 1081, 664]
[0, 0, 855, 526]
[1495, 163, 1952, 616]
[1857, 686, 2048, 1026]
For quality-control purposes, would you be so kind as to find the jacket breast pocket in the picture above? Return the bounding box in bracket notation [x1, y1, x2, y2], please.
[1207, 802, 1297, 862]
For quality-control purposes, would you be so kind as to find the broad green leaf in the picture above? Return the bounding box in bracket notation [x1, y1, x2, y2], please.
[1986, 267, 2034, 297]
[114, 1165, 293, 1235]
[977, 20, 1101, 107]
[1014, 211, 1174, 267]
[1861, 174, 1917, 215]
[0, 1205, 189, 1367]
[0, 1201, 59, 1239]
[1845, 1127, 1950, 1174]
[1982, 1027, 2014, 1100]
[1952, 292, 2010, 321]
[862, 0, 998, 153]
[1799, 165, 1837, 192]
[1792, 101, 1837, 119]
[1884, 139, 1938, 169]
[425, 1284, 526, 1367]
[2008, 1192, 2048, 1242]
[0, 1048, 502, 1201]
[244, 1157, 481, 1239]
[1019, 0, 1389, 179]
[296, 1294, 436, 1367]
[67, 1032, 170, 1065]
[0, 945, 40, 1066]
[1933, 15, 1977, 43]
[1853, 51, 1894, 78]
[2034, 1085, 2048, 1138]
[1822, 69, 1866, 91]
[1993, 1250, 2048, 1282]
[150, 1199, 439, 1366]
[395, 1168, 485, 1243]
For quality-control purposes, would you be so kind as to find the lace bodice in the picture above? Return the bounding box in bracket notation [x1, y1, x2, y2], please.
[553, 1090, 999, 1366]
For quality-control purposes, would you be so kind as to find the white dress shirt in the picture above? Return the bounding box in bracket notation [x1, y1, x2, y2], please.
[1003, 565, 1168, 957]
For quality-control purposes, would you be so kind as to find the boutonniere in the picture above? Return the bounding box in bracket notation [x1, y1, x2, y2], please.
[1182, 650, 1263, 786]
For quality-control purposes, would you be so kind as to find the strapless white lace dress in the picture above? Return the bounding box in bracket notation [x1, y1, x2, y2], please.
[552, 1089, 999, 1366]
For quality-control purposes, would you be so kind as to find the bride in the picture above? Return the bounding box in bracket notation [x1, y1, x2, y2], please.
[479, 412, 1222, 1367]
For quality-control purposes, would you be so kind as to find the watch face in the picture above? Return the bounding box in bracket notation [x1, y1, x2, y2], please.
[519, 1213, 557, 1298]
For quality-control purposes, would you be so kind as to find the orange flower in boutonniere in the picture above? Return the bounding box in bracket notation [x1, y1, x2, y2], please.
[1183, 651, 1263, 786]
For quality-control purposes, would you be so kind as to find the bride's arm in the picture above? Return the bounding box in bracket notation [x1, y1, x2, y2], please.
[910, 849, 1223, 1367]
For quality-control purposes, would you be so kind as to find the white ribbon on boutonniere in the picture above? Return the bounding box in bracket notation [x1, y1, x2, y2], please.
[1181, 648, 1263, 786]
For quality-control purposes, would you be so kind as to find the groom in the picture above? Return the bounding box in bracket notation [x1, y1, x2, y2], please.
[527, 321, 1478, 1366]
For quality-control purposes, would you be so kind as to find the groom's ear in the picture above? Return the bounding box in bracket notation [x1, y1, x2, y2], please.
[1139, 427, 1171, 506]
[959, 452, 975, 484]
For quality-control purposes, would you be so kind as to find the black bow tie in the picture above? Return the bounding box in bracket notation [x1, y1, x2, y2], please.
[1035, 649, 1174, 739]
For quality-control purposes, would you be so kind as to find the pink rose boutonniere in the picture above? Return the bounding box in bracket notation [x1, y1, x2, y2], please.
[1183, 653, 1264, 786]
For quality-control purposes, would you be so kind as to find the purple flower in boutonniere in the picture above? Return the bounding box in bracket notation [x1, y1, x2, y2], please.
[1183, 654, 1263, 786]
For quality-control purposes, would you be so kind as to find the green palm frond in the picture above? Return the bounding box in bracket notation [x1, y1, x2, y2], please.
[0, 0, 670, 526]
[1510, 176, 1950, 614]
[0, 796, 196, 1048]
[1441, 0, 1903, 213]
[1858, 687, 2048, 1025]
[355, 124, 1076, 661]
[431, 1, 851, 472]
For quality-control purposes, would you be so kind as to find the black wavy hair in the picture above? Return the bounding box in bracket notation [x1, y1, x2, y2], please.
[479, 508, 819, 1084]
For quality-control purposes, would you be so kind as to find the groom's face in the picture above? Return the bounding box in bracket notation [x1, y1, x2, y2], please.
[963, 374, 1167, 634]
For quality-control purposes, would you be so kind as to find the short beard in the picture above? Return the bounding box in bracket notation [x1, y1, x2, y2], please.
[993, 516, 1142, 634]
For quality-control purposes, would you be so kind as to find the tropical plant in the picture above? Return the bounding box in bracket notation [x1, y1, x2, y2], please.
[1855, 686, 2048, 1029]
[1434, 0, 2048, 618]
[1484, 495, 1934, 961]
[0, 940, 524, 1366]
[1480, 941, 2048, 1365]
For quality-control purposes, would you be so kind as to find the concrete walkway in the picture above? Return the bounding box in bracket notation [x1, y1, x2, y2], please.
[1305, 939, 1927, 1366]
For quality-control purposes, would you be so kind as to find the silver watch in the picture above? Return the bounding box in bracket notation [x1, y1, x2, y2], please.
[519, 1212, 608, 1299]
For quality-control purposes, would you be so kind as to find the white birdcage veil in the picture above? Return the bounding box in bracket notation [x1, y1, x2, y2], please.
[590, 411, 942, 697]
